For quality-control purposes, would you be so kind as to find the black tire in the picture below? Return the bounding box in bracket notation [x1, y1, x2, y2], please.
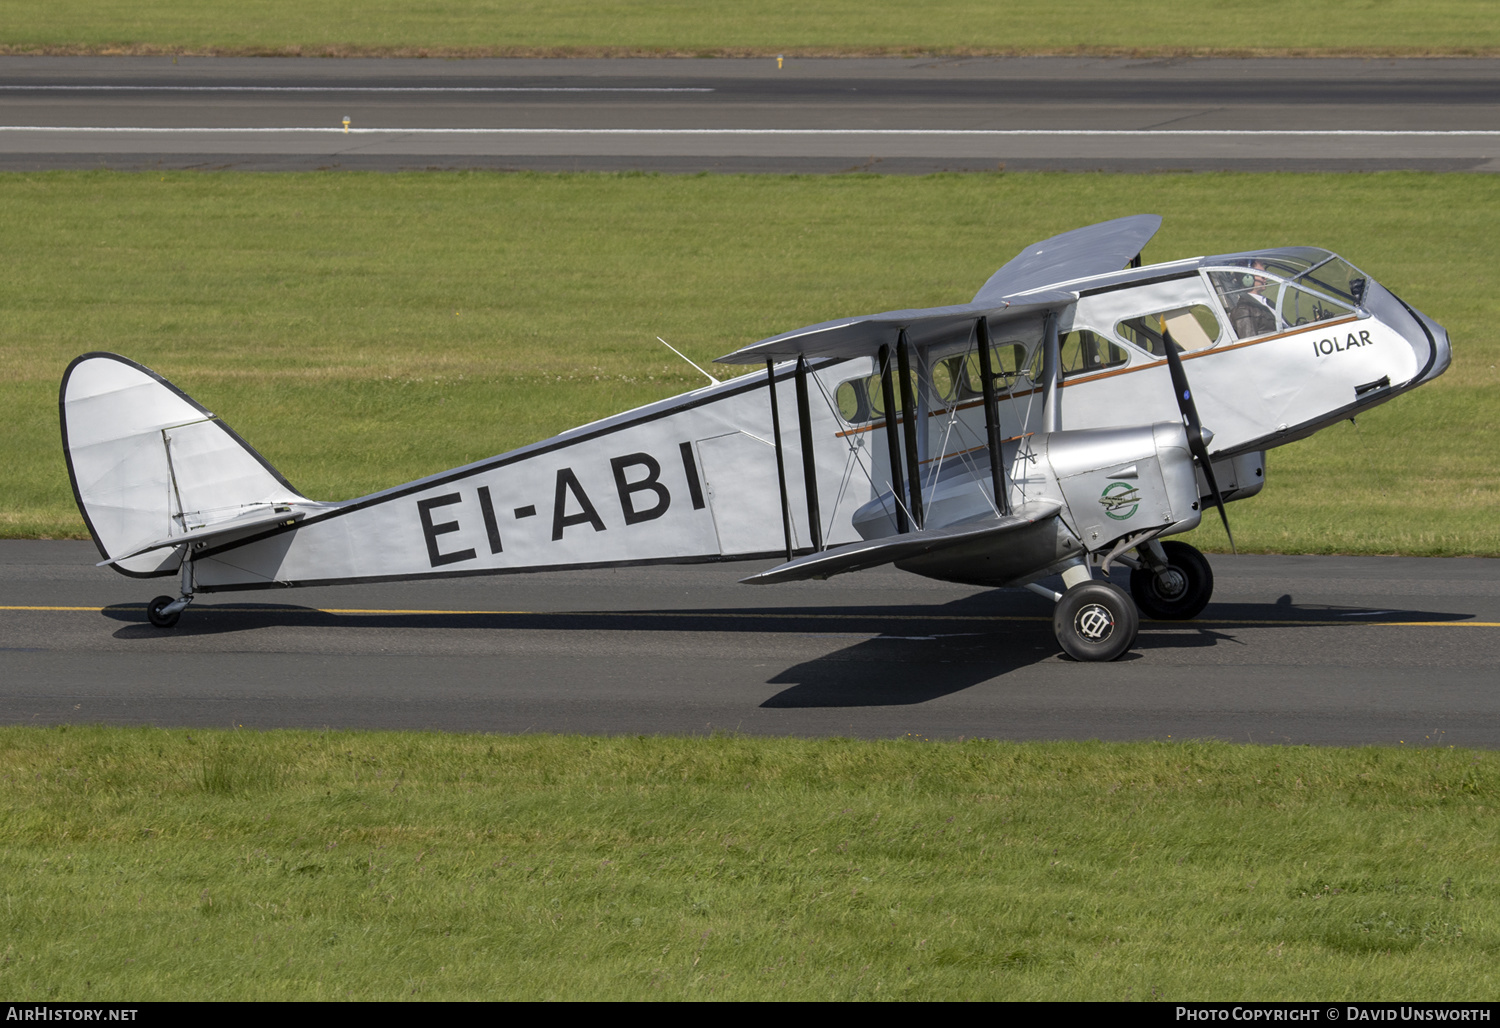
[1129, 541, 1214, 621]
[146, 595, 181, 629]
[1052, 581, 1139, 662]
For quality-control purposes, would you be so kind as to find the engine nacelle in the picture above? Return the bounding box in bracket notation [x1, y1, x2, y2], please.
[1041, 422, 1203, 552]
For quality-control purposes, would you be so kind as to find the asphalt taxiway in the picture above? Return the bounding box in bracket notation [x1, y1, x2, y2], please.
[4, 541, 1497, 745]
[5, 57, 1497, 744]
[2, 55, 1498, 172]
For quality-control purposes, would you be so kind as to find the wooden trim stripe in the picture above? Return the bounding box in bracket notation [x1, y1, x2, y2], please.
[917, 436, 1033, 468]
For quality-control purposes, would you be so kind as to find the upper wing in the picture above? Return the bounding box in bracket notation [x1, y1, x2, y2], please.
[715, 216, 1161, 368]
[971, 214, 1162, 304]
[714, 297, 1066, 366]
[739, 500, 1062, 584]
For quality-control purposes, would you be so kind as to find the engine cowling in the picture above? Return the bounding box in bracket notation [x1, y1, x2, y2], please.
[1040, 422, 1203, 552]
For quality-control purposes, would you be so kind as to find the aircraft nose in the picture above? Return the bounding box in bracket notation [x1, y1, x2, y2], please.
[1424, 322, 1454, 385]
[1401, 303, 1452, 387]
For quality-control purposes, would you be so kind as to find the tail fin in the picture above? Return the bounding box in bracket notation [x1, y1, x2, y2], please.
[60, 353, 308, 577]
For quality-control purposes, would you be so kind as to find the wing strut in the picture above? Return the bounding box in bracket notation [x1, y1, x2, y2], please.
[895, 329, 924, 529]
[1040, 311, 1061, 434]
[974, 317, 1011, 517]
[765, 359, 795, 562]
[793, 356, 824, 551]
[876, 343, 908, 534]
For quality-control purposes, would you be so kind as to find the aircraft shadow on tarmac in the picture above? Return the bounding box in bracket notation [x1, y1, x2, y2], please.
[760, 592, 1477, 707]
[101, 590, 1474, 708]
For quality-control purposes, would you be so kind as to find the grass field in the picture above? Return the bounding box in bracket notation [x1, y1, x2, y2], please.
[2, 0, 1498, 57]
[0, 727, 1494, 1000]
[3, 170, 1495, 555]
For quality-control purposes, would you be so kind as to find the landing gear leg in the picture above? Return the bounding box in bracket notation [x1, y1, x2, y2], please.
[146, 555, 195, 629]
[1031, 563, 1140, 661]
[1129, 540, 1213, 621]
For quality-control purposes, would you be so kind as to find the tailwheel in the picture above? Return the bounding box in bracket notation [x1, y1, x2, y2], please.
[1129, 541, 1214, 620]
[1053, 581, 1139, 662]
[146, 595, 182, 629]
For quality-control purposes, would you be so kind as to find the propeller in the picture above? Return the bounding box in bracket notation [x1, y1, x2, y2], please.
[1160, 324, 1236, 552]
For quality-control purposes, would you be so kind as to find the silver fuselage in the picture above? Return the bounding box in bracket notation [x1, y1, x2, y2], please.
[65, 246, 1448, 593]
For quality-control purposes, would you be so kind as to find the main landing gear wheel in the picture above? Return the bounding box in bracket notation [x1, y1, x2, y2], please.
[146, 595, 181, 629]
[1129, 541, 1214, 621]
[1053, 581, 1139, 662]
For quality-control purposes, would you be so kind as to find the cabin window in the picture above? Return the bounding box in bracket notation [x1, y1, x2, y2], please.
[1293, 256, 1366, 307]
[1209, 268, 1283, 341]
[963, 342, 1030, 394]
[930, 357, 961, 402]
[1280, 256, 1360, 325]
[1059, 330, 1129, 377]
[1280, 283, 1352, 327]
[833, 370, 919, 425]
[1209, 262, 1354, 340]
[930, 341, 1032, 404]
[835, 380, 867, 423]
[867, 371, 917, 417]
[1115, 305, 1222, 356]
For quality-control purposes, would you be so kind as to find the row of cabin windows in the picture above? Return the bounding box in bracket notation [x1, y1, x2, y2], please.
[833, 341, 1029, 424]
[833, 303, 1222, 425]
[830, 257, 1362, 428]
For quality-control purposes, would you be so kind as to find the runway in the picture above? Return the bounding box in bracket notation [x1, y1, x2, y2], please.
[4, 540, 1498, 746]
[3, 55, 1498, 172]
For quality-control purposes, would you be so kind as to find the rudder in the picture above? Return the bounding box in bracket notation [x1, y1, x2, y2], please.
[60, 353, 307, 577]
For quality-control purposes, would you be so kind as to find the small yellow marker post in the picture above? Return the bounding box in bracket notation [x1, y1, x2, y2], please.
[342, 116, 351, 133]
[777, 55, 784, 69]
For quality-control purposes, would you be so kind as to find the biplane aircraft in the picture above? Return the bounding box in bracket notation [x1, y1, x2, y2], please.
[60, 215, 1450, 660]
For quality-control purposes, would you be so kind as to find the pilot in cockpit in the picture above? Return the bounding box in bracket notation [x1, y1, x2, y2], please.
[1222, 260, 1278, 340]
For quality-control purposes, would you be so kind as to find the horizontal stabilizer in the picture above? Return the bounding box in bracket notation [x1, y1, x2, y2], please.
[97, 507, 311, 567]
[740, 500, 1061, 585]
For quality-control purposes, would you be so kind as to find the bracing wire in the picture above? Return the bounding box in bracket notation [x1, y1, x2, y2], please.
[809, 361, 908, 538]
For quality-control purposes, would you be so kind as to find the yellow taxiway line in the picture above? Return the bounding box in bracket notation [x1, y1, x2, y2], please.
[2, 605, 1499, 628]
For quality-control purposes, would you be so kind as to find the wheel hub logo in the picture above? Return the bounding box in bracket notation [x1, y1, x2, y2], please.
[1076, 604, 1115, 640]
[1099, 482, 1141, 521]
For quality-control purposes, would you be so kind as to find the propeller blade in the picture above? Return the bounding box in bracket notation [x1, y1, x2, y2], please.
[1160, 324, 1236, 552]
[1193, 436, 1236, 553]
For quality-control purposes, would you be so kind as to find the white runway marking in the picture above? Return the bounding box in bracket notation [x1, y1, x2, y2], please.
[0, 85, 716, 93]
[3, 126, 1498, 136]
